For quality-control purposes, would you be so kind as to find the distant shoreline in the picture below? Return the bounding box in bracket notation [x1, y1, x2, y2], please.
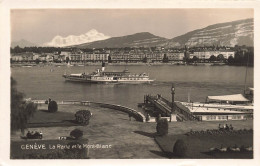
[11, 62, 253, 67]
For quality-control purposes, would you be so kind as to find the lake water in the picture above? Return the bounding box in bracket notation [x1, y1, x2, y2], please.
[11, 64, 253, 112]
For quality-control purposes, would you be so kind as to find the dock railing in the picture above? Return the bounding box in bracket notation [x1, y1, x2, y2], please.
[153, 96, 200, 121]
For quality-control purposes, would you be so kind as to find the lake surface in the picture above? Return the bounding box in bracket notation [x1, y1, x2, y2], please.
[11, 64, 253, 112]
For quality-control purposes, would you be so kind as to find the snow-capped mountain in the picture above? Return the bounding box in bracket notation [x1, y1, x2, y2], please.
[73, 18, 253, 49]
[44, 29, 110, 47]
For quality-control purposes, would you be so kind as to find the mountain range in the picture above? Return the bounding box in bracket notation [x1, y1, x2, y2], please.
[163, 18, 253, 48]
[72, 18, 253, 48]
[11, 39, 38, 48]
[11, 18, 253, 48]
[74, 32, 167, 48]
[44, 29, 110, 47]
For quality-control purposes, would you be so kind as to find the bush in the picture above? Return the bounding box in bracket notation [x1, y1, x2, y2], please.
[70, 129, 83, 140]
[48, 100, 58, 112]
[173, 139, 187, 157]
[156, 118, 168, 136]
[11, 77, 37, 134]
[75, 110, 92, 125]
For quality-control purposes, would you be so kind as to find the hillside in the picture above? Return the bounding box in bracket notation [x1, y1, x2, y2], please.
[74, 32, 167, 48]
[163, 18, 253, 47]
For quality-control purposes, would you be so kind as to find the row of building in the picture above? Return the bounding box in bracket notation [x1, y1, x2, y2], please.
[189, 50, 235, 60]
[11, 49, 235, 63]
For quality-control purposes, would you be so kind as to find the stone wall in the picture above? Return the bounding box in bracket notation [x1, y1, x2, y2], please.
[32, 100, 145, 122]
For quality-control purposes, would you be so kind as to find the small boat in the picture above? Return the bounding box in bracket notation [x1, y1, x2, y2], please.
[228, 147, 240, 152]
[62, 62, 154, 84]
[22, 65, 33, 67]
[241, 146, 253, 152]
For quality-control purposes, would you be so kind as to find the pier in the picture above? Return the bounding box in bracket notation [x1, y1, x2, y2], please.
[144, 94, 200, 121]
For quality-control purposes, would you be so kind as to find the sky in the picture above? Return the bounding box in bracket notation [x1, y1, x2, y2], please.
[11, 9, 253, 45]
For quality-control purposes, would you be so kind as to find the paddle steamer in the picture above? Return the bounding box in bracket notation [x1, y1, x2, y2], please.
[62, 63, 154, 83]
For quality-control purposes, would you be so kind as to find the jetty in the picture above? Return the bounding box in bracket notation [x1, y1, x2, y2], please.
[144, 94, 200, 121]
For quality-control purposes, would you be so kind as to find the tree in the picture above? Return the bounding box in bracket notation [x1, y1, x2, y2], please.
[173, 139, 187, 157]
[70, 129, 83, 140]
[162, 54, 169, 63]
[244, 50, 254, 66]
[11, 77, 37, 134]
[13, 46, 23, 53]
[48, 100, 58, 112]
[35, 58, 40, 64]
[108, 55, 112, 63]
[142, 56, 147, 63]
[66, 57, 70, 63]
[75, 110, 92, 125]
[209, 55, 217, 62]
[227, 56, 235, 64]
[192, 56, 198, 62]
[217, 54, 225, 62]
[156, 118, 168, 136]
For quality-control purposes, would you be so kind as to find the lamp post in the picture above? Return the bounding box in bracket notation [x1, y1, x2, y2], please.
[171, 83, 175, 113]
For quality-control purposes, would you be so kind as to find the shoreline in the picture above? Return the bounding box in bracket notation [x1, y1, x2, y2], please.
[11, 62, 252, 67]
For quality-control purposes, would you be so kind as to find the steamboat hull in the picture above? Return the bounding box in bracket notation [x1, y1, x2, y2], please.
[62, 63, 154, 84]
[63, 75, 154, 84]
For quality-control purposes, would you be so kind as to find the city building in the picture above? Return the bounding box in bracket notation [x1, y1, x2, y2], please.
[189, 50, 235, 60]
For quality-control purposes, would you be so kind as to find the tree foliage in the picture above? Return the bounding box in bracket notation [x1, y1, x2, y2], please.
[65, 57, 70, 63]
[142, 56, 147, 63]
[192, 56, 198, 62]
[70, 129, 83, 140]
[217, 54, 225, 61]
[108, 55, 112, 63]
[11, 46, 63, 54]
[162, 54, 169, 63]
[35, 58, 40, 64]
[11, 77, 37, 133]
[156, 118, 168, 136]
[75, 110, 92, 125]
[48, 100, 58, 112]
[209, 55, 217, 62]
[232, 49, 254, 66]
[227, 56, 235, 64]
[173, 139, 188, 157]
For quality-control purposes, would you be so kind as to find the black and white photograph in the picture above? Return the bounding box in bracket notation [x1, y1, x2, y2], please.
[0, 0, 259, 165]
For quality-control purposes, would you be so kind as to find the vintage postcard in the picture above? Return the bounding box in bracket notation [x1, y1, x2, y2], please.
[1, 0, 259, 166]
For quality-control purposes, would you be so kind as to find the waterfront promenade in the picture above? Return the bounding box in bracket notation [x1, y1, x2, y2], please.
[32, 99, 146, 122]
[11, 103, 253, 159]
